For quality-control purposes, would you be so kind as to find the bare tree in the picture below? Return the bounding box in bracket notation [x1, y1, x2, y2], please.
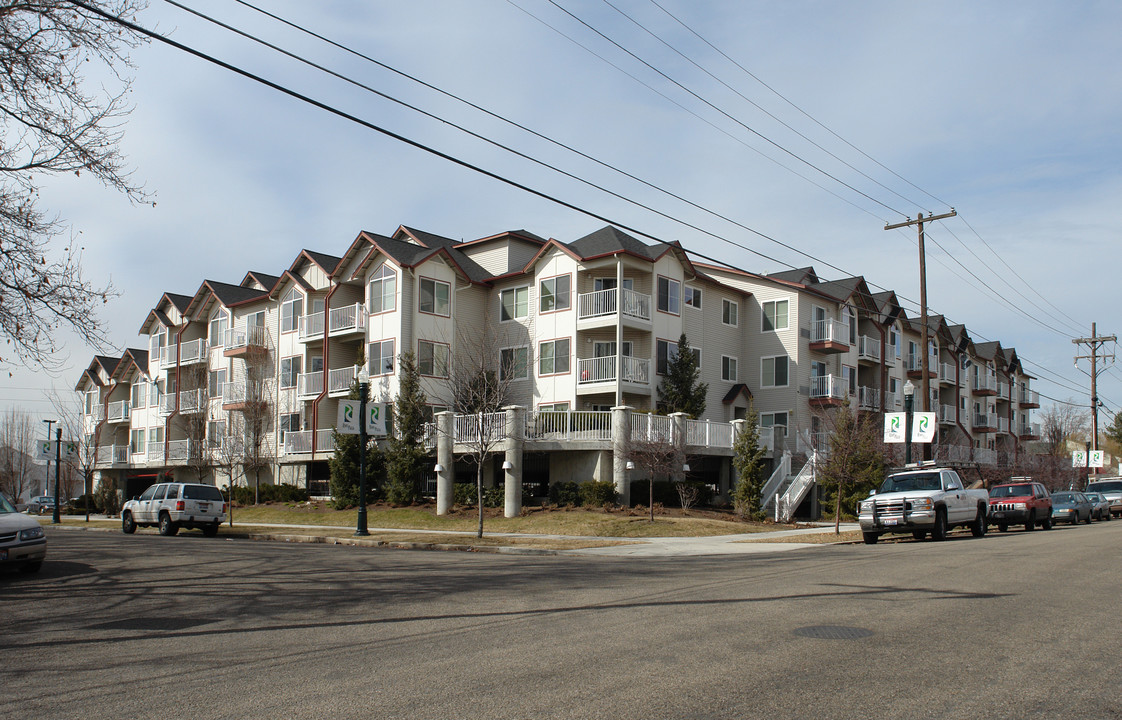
[0, 407, 38, 501]
[0, 1, 150, 370]
[813, 407, 888, 533]
[229, 353, 273, 505]
[48, 388, 99, 516]
[179, 362, 211, 483]
[625, 416, 685, 523]
[213, 415, 244, 527]
[1040, 402, 1089, 458]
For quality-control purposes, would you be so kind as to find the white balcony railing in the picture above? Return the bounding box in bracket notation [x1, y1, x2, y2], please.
[997, 381, 1010, 399]
[686, 419, 734, 448]
[884, 345, 898, 365]
[811, 319, 848, 345]
[329, 302, 368, 334]
[577, 355, 650, 385]
[938, 362, 956, 384]
[225, 324, 269, 351]
[631, 413, 673, 443]
[528, 411, 612, 442]
[973, 412, 995, 429]
[810, 374, 845, 401]
[997, 417, 1010, 433]
[857, 385, 879, 410]
[284, 429, 335, 455]
[298, 371, 324, 398]
[328, 366, 358, 395]
[975, 448, 997, 465]
[299, 311, 324, 341]
[94, 444, 130, 467]
[938, 404, 956, 424]
[1019, 388, 1040, 406]
[857, 335, 880, 362]
[1019, 422, 1041, 437]
[973, 374, 998, 393]
[453, 412, 507, 445]
[577, 287, 651, 322]
[105, 400, 130, 423]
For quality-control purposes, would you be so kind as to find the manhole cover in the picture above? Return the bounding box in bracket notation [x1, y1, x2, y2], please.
[793, 625, 873, 640]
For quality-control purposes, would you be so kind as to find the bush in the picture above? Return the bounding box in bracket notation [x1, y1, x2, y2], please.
[482, 486, 504, 508]
[383, 476, 419, 506]
[228, 483, 311, 506]
[579, 481, 618, 507]
[453, 483, 477, 507]
[628, 479, 678, 507]
[548, 481, 582, 507]
[94, 480, 120, 517]
[673, 480, 712, 510]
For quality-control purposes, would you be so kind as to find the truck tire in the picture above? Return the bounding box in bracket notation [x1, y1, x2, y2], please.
[121, 511, 136, 534]
[158, 512, 179, 536]
[971, 507, 987, 537]
[862, 532, 879, 545]
[931, 508, 948, 541]
[1042, 514, 1053, 530]
[1025, 510, 1036, 532]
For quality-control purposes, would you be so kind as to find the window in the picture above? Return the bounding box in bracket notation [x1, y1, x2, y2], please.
[279, 413, 301, 438]
[538, 402, 570, 412]
[761, 355, 789, 388]
[657, 276, 680, 314]
[418, 340, 449, 377]
[539, 275, 571, 313]
[209, 369, 226, 398]
[84, 391, 94, 415]
[722, 356, 738, 382]
[207, 420, 226, 448]
[148, 380, 160, 407]
[656, 339, 676, 375]
[209, 310, 228, 346]
[762, 299, 789, 331]
[500, 286, 528, 321]
[760, 412, 788, 428]
[722, 299, 738, 326]
[130, 429, 145, 454]
[368, 263, 397, 314]
[684, 286, 702, 309]
[281, 289, 303, 333]
[279, 357, 299, 389]
[419, 278, 451, 316]
[148, 426, 163, 444]
[368, 339, 395, 375]
[500, 347, 529, 381]
[538, 339, 570, 375]
[421, 405, 449, 423]
[594, 277, 633, 292]
[843, 365, 856, 395]
[131, 382, 145, 409]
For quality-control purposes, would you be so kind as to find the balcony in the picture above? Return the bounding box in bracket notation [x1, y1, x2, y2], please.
[906, 354, 937, 379]
[576, 355, 650, 390]
[972, 374, 998, 395]
[856, 335, 880, 363]
[222, 381, 267, 411]
[105, 400, 130, 424]
[160, 338, 208, 368]
[809, 319, 848, 353]
[974, 448, 997, 465]
[938, 403, 956, 425]
[857, 385, 879, 411]
[809, 374, 846, 407]
[224, 325, 269, 358]
[94, 444, 130, 468]
[997, 417, 1010, 434]
[997, 381, 1010, 400]
[329, 302, 368, 336]
[885, 390, 899, 409]
[884, 345, 898, 365]
[1019, 388, 1040, 408]
[298, 311, 324, 342]
[938, 362, 959, 385]
[576, 288, 651, 329]
[1018, 422, 1041, 440]
[298, 371, 324, 398]
[328, 366, 358, 396]
[685, 419, 735, 448]
[528, 411, 612, 443]
[973, 412, 997, 432]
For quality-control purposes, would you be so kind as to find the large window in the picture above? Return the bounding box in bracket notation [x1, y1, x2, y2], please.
[722, 299, 738, 327]
[538, 339, 570, 376]
[760, 412, 788, 428]
[281, 289, 303, 333]
[761, 355, 789, 388]
[279, 357, 299, 389]
[657, 276, 680, 314]
[539, 275, 571, 313]
[500, 286, 528, 321]
[207, 420, 226, 448]
[368, 263, 397, 314]
[131, 382, 145, 409]
[419, 278, 450, 316]
[500, 346, 529, 381]
[656, 339, 677, 376]
[279, 413, 301, 439]
[209, 310, 228, 346]
[418, 340, 449, 377]
[762, 299, 789, 331]
[722, 356, 738, 382]
[368, 339, 395, 376]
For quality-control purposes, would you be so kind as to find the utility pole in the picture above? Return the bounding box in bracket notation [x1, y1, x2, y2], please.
[1073, 323, 1116, 473]
[885, 210, 957, 460]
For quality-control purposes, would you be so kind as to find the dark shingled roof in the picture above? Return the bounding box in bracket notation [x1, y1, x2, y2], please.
[814, 277, 864, 303]
[568, 226, 659, 260]
[205, 280, 269, 307]
[973, 340, 1000, 361]
[766, 267, 819, 284]
[722, 383, 753, 404]
[303, 250, 342, 273]
[166, 293, 192, 313]
[392, 227, 491, 283]
[246, 272, 280, 291]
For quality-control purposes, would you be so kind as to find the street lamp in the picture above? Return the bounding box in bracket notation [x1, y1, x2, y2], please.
[355, 364, 370, 537]
[42, 419, 55, 498]
[903, 380, 915, 465]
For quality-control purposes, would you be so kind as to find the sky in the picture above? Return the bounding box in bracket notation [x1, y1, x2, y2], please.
[3, 0, 1120, 436]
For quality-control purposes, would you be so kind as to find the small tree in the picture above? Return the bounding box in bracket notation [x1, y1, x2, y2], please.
[384, 352, 427, 505]
[731, 409, 768, 520]
[626, 419, 685, 522]
[0, 407, 38, 502]
[816, 409, 888, 533]
[657, 333, 707, 418]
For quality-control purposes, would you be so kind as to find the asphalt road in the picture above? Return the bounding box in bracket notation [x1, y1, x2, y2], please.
[3, 522, 1120, 720]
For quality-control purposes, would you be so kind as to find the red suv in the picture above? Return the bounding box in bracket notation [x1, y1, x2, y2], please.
[988, 480, 1052, 532]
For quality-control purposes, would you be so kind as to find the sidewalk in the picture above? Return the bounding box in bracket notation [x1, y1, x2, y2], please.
[48, 515, 861, 557]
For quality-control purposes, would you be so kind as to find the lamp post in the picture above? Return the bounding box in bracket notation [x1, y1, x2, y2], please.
[52, 427, 62, 524]
[903, 380, 915, 465]
[42, 418, 55, 497]
[355, 365, 370, 537]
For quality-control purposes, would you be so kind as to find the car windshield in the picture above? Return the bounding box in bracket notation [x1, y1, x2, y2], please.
[1086, 493, 1101, 501]
[1053, 493, 1075, 503]
[991, 484, 1032, 498]
[880, 472, 941, 493]
[0, 495, 14, 513]
[183, 485, 224, 501]
[1087, 481, 1122, 493]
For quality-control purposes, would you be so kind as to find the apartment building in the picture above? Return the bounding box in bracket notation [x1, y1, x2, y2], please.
[77, 224, 1042, 510]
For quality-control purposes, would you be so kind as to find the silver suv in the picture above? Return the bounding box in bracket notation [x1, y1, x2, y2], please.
[121, 482, 226, 537]
[1085, 480, 1122, 518]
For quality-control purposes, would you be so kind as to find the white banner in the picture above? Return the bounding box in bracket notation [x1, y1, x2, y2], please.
[366, 403, 386, 437]
[884, 412, 936, 443]
[1089, 450, 1105, 468]
[39, 439, 53, 459]
[337, 401, 386, 436]
[884, 413, 906, 443]
[1072, 450, 1087, 468]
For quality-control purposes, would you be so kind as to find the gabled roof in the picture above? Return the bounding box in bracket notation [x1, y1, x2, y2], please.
[462, 229, 547, 247]
[973, 340, 1002, 362]
[722, 384, 753, 405]
[302, 250, 343, 274]
[569, 226, 661, 260]
[391, 226, 492, 283]
[75, 355, 120, 390]
[766, 267, 819, 284]
[185, 280, 270, 320]
[109, 348, 150, 383]
[139, 292, 193, 334]
[243, 271, 280, 292]
[945, 324, 973, 353]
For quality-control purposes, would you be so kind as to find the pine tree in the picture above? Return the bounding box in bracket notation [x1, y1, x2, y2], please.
[384, 352, 428, 505]
[731, 409, 767, 520]
[1105, 411, 1122, 446]
[657, 333, 708, 418]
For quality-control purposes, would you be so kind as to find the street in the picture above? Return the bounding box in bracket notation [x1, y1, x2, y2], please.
[2, 523, 1119, 719]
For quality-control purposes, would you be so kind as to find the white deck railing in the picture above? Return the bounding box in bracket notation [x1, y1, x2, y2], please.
[857, 335, 880, 361]
[225, 325, 269, 351]
[857, 385, 879, 410]
[106, 400, 130, 422]
[299, 311, 324, 340]
[576, 287, 651, 321]
[1019, 388, 1039, 405]
[686, 419, 734, 448]
[577, 355, 651, 385]
[776, 452, 817, 523]
[329, 302, 368, 334]
[631, 413, 673, 443]
[328, 366, 358, 395]
[528, 411, 612, 442]
[810, 374, 845, 401]
[811, 319, 848, 345]
[298, 371, 324, 397]
[453, 412, 506, 445]
[973, 374, 998, 393]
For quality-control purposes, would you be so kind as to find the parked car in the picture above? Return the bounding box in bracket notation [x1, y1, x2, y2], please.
[1085, 480, 1122, 518]
[988, 481, 1052, 531]
[28, 496, 55, 515]
[1084, 491, 1112, 521]
[858, 466, 988, 544]
[121, 482, 226, 536]
[1050, 491, 1093, 525]
[0, 492, 46, 573]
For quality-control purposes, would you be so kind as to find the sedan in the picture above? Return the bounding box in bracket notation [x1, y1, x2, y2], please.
[0, 492, 46, 573]
[1051, 491, 1093, 525]
[1084, 491, 1112, 521]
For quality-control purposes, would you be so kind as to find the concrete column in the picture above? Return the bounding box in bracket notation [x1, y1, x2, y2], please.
[503, 405, 525, 518]
[728, 419, 745, 500]
[670, 412, 689, 483]
[435, 411, 453, 515]
[612, 405, 633, 505]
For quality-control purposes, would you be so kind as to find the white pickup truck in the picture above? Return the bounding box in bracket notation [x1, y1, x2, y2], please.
[858, 466, 988, 544]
